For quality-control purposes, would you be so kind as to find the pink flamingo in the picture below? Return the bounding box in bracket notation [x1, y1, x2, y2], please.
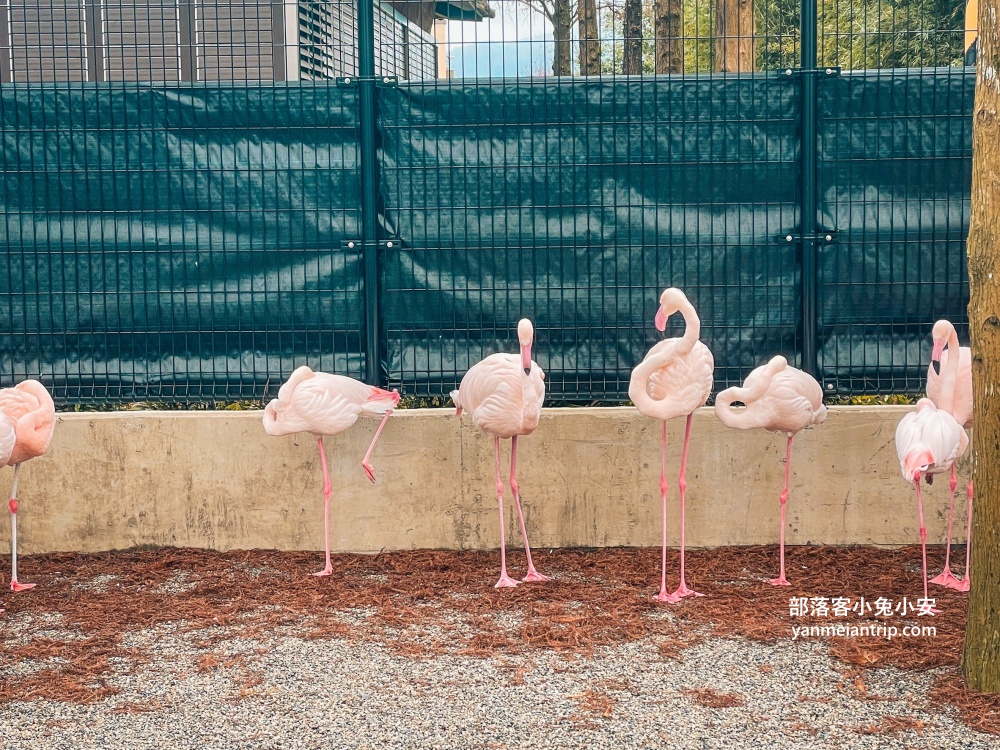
[0, 380, 56, 595]
[715, 356, 827, 585]
[895, 398, 965, 607]
[451, 319, 548, 588]
[263, 367, 399, 576]
[629, 288, 714, 603]
[926, 320, 974, 592]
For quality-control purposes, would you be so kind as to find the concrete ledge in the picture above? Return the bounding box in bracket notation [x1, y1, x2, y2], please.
[0, 406, 968, 555]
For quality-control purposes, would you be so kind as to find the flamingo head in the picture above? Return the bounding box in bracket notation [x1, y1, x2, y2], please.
[901, 448, 934, 483]
[517, 319, 534, 374]
[930, 320, 951, 376]
[655, 288, 688, 332]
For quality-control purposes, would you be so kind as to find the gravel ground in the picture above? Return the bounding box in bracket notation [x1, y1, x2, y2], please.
[1, 617, 991, 750]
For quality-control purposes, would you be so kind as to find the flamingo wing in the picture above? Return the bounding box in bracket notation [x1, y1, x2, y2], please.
[455, 354, 531, 437]
[647, 342, 714, 416]
[0, 385, 40, 423]
[0, 415, 15, 468]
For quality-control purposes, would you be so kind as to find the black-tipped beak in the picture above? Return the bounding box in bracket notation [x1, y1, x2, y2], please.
[931, 359, 941, 376]
[523, 367, 531, 376]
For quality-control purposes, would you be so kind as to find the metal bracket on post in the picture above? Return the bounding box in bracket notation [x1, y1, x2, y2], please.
[778, 67, 841, 79]
[779, 231, 838, 245]
[338, 75, 399, 87]
[342, 239, 403, 252]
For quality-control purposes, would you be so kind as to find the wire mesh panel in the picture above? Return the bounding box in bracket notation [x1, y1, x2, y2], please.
[0, 81, 364, 403]
[378, 9, 804, 400]
[816, 68, 974, 394]
[0, 0, 980, 403]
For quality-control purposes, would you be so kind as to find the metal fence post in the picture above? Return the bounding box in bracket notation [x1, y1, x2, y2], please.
[358, 0, 382, 386]
[800, 0, 819, 379]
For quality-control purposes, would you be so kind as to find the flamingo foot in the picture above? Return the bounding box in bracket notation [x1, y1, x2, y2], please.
[362, 462, 376, 483]
[951, 576, 970, 592]
[494, 574, 520, 589]
[670, 584, 704, 600]
[653, 589, 684, 604]
[768, 576, 791, 586]
[11, 581, 35, 592]
[930, 569, 960, 588]
[311, 566, 334, 577]
[522, 568, 550, 583]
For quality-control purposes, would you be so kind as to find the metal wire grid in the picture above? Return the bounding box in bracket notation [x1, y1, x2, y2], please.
[377, 74, 803, 399]
[0, 0, 978, 403]
[1, 80, 364, 402]
[816, 66, 973, 395]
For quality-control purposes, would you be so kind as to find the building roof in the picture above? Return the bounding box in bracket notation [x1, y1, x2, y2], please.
[435, 1, 495, 21]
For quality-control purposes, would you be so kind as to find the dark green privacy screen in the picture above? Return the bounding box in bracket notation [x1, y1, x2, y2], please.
[816, 70, 974, 395]
[0, 69, 974, 403]
[378, 77, 802, 398]
[1, 84, 365, 401]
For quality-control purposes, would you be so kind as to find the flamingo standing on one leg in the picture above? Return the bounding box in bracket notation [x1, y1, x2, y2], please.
[0, 380, 56, 595]
[925, 320, 974, 592]
[629, 288, 714, 603]
[451, 319, 548, 588]
[714, 356, 827, 586]
[263, 367, 399, 576]
[895, 398, 965, 607]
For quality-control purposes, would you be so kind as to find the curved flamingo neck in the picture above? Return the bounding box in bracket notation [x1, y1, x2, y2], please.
[674, 299, 700, 355]
[714, 359, 783, 429]
[939, 325, 961, 414]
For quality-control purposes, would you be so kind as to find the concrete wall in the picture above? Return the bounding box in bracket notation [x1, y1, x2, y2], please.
[0, 406, 970, 555]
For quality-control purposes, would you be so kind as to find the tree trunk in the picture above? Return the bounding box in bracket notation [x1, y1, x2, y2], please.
[654, 0, 683, 74]
[552, 0, 572, 76]
[714, 0, 755, 73]
[963, 0, 1000, 694]
[578, 0, 601, 75]
[623, 0, 643, 74]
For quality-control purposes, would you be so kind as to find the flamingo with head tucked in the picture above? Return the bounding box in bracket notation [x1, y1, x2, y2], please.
[715, 356, 827, 585]
[895, 398, 965, 607]
[451, 319, 548, 588]
[0, 380, 56, 596]
[925, 320, 974, 592]
[263, 367, 399, 576]
[629, 288, 714, 603]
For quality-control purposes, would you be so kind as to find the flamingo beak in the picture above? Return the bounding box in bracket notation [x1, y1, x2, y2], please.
[522, 344, 532, 375]
[654, 306, 668, 332]
[931, 340, 944, 376]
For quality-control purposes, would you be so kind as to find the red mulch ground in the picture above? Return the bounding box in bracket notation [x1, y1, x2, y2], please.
[1, 544, 998, 733]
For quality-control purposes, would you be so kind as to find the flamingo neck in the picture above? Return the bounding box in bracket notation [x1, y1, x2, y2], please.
[714, 359, 783, 430]
[674, 299, 700, 355]
[939, 326, 961, 414]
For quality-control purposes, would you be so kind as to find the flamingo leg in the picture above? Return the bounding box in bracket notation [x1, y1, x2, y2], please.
[653, 421, 672, 603]
[930, 464, 960, 588]
[957, 480, 973, 592]
[360, 410, 392, 483]
[769, 435, 794, 586]
[9, 464, 34, 592]
[510, 436, 549, 583]
[312, 436, 334, 577]
[913, 479, 936, 611]
[669, 413, 703, 601]
[494, 436, 519, 589]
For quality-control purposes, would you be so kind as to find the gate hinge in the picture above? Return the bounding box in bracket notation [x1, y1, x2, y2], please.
[779, 66, 842, 79]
